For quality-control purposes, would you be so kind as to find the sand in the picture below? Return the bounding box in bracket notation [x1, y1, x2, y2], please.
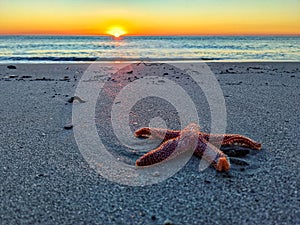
[0, 62, 299, 225]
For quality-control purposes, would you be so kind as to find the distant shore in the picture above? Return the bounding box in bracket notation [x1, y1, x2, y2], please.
[0, 62, 299, 225]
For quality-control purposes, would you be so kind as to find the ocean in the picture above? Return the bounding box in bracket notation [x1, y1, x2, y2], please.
[0, 35, 299, 63]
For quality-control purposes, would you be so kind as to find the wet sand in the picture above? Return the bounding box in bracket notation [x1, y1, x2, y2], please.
[0, 62, 299, 224]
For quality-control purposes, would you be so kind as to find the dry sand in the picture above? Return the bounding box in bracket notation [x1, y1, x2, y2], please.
[0, 62, 299, 224]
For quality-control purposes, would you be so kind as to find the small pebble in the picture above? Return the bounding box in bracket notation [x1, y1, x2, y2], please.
[67, 96, 86, 103]
[7, 65, 16, 69]
[35, 173, 48, 178]
[164, 219, 174, 225]
[64, 124, 73, 130]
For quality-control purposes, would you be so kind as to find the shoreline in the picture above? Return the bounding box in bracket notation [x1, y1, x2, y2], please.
[1, 60, 300, 64]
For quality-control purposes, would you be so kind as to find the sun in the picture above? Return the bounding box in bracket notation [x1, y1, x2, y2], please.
[106, 26, 127, 38]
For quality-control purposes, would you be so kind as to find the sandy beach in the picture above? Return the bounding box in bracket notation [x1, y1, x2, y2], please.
[0, 62, 299, 224]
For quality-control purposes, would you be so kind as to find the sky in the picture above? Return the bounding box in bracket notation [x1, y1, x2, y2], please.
[0, 0, 299, 35]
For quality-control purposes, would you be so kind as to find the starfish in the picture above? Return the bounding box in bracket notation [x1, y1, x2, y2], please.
[134, 123, 262, 172]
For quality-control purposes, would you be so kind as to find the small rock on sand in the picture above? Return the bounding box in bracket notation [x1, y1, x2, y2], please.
[67, 96, 86, 103]
[151, 215, 156, 221]
[164, 219, 174, 225]
[60, 76, 70, 81]
[7, 65, 16, 69]
[64, 124, 73, 130]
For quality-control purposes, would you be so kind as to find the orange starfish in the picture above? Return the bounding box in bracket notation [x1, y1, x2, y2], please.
[135, 123, 262, 172]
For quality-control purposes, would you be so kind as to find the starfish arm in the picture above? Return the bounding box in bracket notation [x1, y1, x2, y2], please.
[134, 127, 180, 141]
[202, 133, 262, 150]
[135, 137, 180, 166]
[194, 135, 230, 172]
[221, 134, 262, 150]
[136, 124, 200, 167]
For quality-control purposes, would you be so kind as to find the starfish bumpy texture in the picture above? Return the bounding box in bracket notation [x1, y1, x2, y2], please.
[134, 123, 262, 172]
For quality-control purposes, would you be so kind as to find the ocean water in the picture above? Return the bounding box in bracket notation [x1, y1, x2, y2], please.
[0, 35, 299, 63]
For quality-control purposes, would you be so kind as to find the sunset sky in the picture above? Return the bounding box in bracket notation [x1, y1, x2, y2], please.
[0, 0, 299, 36]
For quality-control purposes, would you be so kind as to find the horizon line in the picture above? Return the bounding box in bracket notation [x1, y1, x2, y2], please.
[1, 33, 300, 37]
